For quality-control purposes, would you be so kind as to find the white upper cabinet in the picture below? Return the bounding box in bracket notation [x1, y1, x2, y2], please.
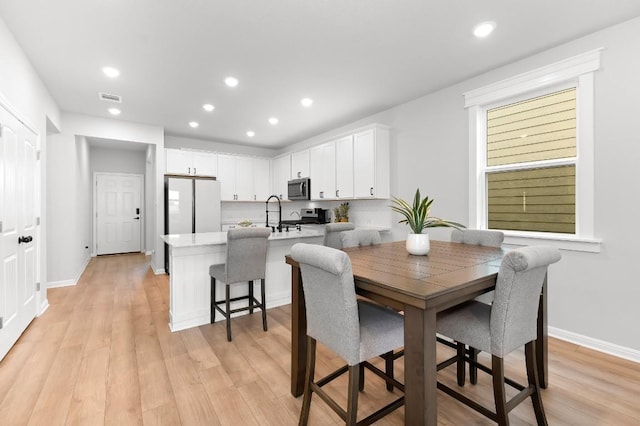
[218, 154, 270, 201]
[291, 149, 310, 179]
[310, 141, 336, 200]
[353, 126, 390, 198]
[272, 154, 291, 201]
[166, 149, 217, 176]
[253, 157, 271, 201]
[335, 135, 354, 199]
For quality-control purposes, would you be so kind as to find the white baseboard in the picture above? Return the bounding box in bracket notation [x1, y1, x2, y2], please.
[549, 326, 640, 363]
[152, 265, 165, 275]
[38, 300, 49, 316]
[145, 251, 153, 256]
[47, 255, 91, 289]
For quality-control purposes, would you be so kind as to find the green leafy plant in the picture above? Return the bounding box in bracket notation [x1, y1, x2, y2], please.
[390, 188, 464, 234]
[333, 206, 342, 222]
[338, 202, 350, 219]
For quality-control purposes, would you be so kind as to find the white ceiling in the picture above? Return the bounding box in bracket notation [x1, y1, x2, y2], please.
[2, 1, 640, 149]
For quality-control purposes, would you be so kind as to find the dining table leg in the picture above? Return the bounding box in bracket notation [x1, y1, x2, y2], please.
[404, 305, 438, 425]
[290, 264, 307, 397]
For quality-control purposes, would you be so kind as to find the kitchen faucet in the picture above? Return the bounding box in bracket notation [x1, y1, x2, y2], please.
[265, 195, 282, 232]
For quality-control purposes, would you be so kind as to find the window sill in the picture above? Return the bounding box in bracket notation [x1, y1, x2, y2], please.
[502, 231, 601, 253]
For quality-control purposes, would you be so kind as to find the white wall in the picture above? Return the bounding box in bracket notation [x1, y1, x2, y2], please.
[46, 135, 92, 284]
[284, 17, 640, 355]
[0, 16, 61, 308]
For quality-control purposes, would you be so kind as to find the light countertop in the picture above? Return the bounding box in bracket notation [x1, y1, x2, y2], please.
[161, 228, 324, 248]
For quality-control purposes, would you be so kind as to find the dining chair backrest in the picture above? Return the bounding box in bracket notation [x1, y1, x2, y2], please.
[451, 229, 504, 248]
[224, 227, 271, 283]
[340, 229, 381, 248]
[490, 246, 560, 357]
[290, 243, 360, 365]
[323, 222, 356, 249]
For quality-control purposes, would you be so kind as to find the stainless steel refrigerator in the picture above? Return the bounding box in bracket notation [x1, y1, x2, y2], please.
[164, 175, 221, 272]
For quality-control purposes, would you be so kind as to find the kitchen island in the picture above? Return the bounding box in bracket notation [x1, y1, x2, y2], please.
[161, 228, 324, 332]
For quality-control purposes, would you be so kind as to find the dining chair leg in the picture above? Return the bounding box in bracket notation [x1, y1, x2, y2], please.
[492, 355, 509, 426]
[469, 346, 479, 384]
[457, 342, 466, 386]
[347, 365, 360, 426]
[299, 337, 316, 426]
[210, 277, 216, 324]
[525, 341, 548, 426]
[384, 351, 394, 391]
[260, 278, 268, 332]
[225, 283, 232, 341]
[249, 280, 254, 314]
[358, 364, 365, 391]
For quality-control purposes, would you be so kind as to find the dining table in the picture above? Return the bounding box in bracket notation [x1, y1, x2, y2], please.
[286, 239, 548, 425]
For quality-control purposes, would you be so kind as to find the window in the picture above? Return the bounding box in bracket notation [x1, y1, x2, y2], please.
[486, 88, 576, 234]
[464, 49, 602, 252]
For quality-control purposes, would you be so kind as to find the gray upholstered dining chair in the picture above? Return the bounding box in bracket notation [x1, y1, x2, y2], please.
[209, 227, 271, 341]
[436, 245, 560, 426]
[340, 229, 381, 248]
[322, 222, 355, 249]
[290, 243, 405, 426]
[448, 228, 505, 384]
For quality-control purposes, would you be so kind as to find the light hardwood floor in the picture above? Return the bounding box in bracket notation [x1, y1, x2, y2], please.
[0, 253, 638, 425]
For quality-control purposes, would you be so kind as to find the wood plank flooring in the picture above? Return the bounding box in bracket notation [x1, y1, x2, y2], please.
[0, 253, 638, 425]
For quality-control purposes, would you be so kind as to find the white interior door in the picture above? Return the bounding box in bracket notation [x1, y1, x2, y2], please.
[96, 173, 142, 255]
[0, 104, 38, 361]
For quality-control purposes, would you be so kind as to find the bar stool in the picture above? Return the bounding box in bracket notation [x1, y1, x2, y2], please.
[323, 222, 355, 249]
[209, 227, 270, 341]
[291, 243, 405, 425]
[436, 246, 560, 425]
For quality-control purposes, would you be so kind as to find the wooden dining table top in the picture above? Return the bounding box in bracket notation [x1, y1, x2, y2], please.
[340, 239, 506, 311]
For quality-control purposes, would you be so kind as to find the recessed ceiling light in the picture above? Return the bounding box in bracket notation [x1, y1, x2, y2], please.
[102, 66, 120, 78]
[473, 21, 496, 38]
[189, 121, 199, 128]
[225, 76, 239, 87]
[301, 98, 313, 107]
[203, 103, 215, 112]
[108, 108, 121, 116]
[268, 117, 279, 125]
[246, 131, 255, 137]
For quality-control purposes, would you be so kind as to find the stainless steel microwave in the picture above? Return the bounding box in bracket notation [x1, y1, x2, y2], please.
[288, 178, 310, 200]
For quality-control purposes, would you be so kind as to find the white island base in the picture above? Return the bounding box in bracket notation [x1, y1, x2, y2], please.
[161, 229, 323, 332]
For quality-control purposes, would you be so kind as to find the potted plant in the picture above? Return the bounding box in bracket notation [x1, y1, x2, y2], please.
[338, 202, 350, 222]
[390, 188, 464, 255]
[333, 206, 342, 222]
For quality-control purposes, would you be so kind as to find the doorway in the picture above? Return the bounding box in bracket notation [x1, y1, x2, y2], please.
[94, 173, 143, 255]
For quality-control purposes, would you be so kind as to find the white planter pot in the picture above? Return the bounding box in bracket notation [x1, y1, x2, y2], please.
[406, 233, 430, 255]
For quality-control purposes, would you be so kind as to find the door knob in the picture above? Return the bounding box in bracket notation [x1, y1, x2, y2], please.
[18, 235, 33, 244]
[133, 217, 140, 220]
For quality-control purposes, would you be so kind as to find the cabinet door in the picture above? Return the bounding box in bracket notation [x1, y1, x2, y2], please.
[217, 154, 236, 200]
[354, 129, 376, 197]
[335, 135, 354, 199]
[273, 155, 291, 200]
[192, 151, 217, 177]
[234, 156, 254, 201]
[253, 158, 271, 201]
[166, 149, 192, 175]
[309, 145, 323, 199]
[291, 149, 310, 179]
[310, 142, 335, 200]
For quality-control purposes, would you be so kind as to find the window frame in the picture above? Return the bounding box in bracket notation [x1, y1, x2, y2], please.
[464, 49, 602, 252]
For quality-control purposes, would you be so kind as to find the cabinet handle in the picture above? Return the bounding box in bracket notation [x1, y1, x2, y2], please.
[254, 195, 256, 201]
[279, 194, 283, 200]
[320, 191, 324, 198]
[370, 187, 374, 196]
[336, 189, 339, 198]
[297, 171, 301, 178]
[188, 167, 191, 174]
[194, 167, 197, 175]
